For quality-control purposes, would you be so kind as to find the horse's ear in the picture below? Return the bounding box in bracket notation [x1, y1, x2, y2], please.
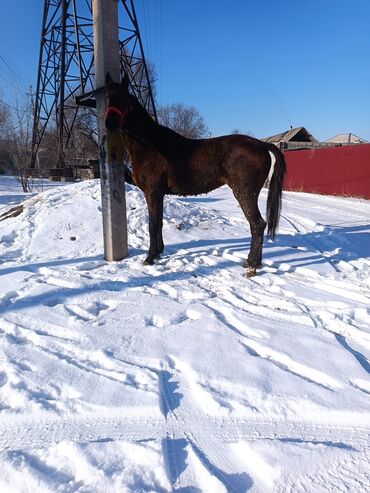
[105, 72, 113, 87]
[121, 72, 129, 89]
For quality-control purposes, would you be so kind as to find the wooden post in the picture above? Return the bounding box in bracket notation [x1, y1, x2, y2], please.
[92, 0, 128, 261]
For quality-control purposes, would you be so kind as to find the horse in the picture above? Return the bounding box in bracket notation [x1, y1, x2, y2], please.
[104, 73, 286, 277]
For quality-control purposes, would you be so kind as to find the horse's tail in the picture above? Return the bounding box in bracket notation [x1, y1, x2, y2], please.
[124, 163, 134, 185]
[266, 144, 286, 239]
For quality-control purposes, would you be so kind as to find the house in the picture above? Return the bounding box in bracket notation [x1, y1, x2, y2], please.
[262, 127, 318, 150]
[324, 133, 368, 145]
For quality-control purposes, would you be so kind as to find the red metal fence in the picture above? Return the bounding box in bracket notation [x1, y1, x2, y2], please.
[284, 144, 370, 199]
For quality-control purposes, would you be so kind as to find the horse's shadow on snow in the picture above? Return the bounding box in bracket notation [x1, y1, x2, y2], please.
[169, 221, 370, 271]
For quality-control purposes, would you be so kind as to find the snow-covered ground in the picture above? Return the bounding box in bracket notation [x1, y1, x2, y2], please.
[0, 175, 369, 492]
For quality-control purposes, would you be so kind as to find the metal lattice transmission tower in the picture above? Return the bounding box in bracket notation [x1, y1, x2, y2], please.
[31, 0, 157, 170]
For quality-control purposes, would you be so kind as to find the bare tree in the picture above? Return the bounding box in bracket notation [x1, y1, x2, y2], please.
[158, 103, 209, 139]
[31, 105, 98, 177]
[0, 101, 8, 131]
[0, 101, 10, 174]
[0, 95, 33, 191]
[143, 60, 158, 105]
[63, 102, 98, 166]
[231, 128, 254, 137]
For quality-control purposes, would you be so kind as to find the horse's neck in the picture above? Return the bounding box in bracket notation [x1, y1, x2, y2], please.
[132, 107, 162, 144]
[122, 129, 153, 164]
[127, 100, 186, 156]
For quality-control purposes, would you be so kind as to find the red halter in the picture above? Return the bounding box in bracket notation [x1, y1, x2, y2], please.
[105, 106, 128, 127]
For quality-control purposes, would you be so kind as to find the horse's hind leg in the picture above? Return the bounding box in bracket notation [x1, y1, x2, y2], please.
[231, 188, 266, 277]
[157, 198, 164, 254]
[144, 191, 164, 265]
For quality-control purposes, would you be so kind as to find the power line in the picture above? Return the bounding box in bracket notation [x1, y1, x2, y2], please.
[142, 0, 151, 60]
[159, 0, 163, 105]
[0, 72, 26, 94]
[0, 55, 30, 90]
[0, 98, 18, 112]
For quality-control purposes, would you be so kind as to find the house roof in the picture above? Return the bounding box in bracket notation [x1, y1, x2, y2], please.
[324, 133, 368, 144]
[262, 127, 318, 143]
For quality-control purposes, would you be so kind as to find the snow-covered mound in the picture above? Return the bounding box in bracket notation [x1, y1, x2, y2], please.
[0, 179, 369, 492]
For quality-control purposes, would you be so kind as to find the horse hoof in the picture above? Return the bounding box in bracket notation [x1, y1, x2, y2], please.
[243, 260, 262, 269]
[143, 258, 154, 266]
[245, 266, 257, 278]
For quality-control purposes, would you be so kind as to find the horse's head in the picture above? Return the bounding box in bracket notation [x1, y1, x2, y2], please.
[104, 72, 132, 132]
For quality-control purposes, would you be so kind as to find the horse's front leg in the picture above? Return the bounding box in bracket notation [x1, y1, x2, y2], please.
[144, 191, 164, 265]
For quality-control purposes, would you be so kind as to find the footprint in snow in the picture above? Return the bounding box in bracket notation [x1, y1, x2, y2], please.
[146, 309, 201, 328]
[145, 315, 167, 328]
[179, 309, 201, 321]
[0, 371, 8, 387]
[1, 231, 17, 247]
[65, 300, 118, 322]
[76, 261, 106, 271]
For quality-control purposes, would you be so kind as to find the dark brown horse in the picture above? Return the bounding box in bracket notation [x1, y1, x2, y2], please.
[104, 73, 286, 277]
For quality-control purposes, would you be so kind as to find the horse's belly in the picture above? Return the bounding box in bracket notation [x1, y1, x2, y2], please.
[169, 172, 225, 196]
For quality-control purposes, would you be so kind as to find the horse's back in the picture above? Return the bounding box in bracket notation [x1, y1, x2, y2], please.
[163, 133, 272, 197]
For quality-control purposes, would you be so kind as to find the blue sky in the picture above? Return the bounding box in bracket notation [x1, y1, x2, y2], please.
[0, 0, 369, 140]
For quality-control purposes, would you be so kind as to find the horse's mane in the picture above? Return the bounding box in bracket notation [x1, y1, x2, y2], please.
[126, 93, 195, 157]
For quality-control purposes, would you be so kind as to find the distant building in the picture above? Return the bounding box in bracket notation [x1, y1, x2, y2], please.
[324, 133, 368, 145]
[263, 127, 368, 150]
[262, 127, 318, 150]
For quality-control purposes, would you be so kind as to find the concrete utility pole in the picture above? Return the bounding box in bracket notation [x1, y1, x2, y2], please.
[92, 0, 128, 261]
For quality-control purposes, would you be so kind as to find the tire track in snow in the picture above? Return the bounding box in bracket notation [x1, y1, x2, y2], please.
[0, 415, 166, 451]
[278, 452, 370, 493]
[0, 413, 368, 453]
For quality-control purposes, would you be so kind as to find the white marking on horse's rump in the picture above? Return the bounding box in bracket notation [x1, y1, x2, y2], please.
[268, 151, 276, 183]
